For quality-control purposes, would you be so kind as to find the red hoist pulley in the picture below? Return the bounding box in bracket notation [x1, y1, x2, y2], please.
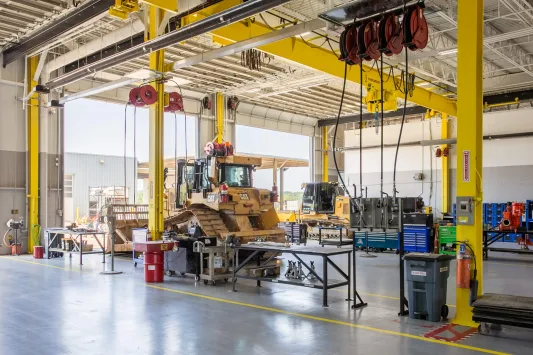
[358, 20, 380, 61]
[129, 85, 158, 107]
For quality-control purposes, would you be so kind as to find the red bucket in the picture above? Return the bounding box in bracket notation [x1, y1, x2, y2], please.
[144, 251, 164, 283]
[11, 244, 21, 255]
[33, 246, 44, 259]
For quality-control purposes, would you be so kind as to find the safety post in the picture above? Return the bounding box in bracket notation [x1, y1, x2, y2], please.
[453, 0, 484, 326]
[27, 56, 39, 253]
[148, 5, 166, 241]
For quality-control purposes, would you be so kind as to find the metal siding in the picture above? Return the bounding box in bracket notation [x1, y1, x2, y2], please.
[64, 153, 137, 218]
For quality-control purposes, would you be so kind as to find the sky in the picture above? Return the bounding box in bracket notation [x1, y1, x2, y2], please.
[65, 99, 310, 192]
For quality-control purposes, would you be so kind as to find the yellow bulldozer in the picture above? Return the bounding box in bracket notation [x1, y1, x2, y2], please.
[165, 143, 284, 244]
[277, 182, 351, 239]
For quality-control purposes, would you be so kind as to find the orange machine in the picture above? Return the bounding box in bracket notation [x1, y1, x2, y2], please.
[500, 202, 524, 232]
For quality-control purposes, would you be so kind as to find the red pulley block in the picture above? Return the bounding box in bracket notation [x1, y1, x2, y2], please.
[380, 14, 403, 56]
[443, 147, 449, 157]
[345, 26, 361, 65]
[435, 148, 442, 158]
[164, 92, 184, 112]
[356, 22, 370, 61]
[363, 20, 380, 60]
[339, 28, 352, 64]
[139, 85, 158, 105]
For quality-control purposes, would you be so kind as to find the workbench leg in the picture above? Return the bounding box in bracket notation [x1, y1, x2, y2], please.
[323, 256, 328, 307]
[346, 253, 352, 301]
[80, 235, 83, 265]
[102, 234, 106, 264]
[256, 253, 261, 287]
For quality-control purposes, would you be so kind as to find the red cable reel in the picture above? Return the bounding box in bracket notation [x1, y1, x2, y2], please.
[358, 20, 380, 61]
[129, 85, 158, 107]
[379, 13, 404, 56]
[403, 5, 428, 51]
[164, 92, 184, 113]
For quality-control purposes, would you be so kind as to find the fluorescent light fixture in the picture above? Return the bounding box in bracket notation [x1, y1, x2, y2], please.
[438, 48, 458, 56]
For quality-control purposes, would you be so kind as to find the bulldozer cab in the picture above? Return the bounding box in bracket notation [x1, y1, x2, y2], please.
[218, 164, 253, 188]
[302, 182, 345, 214]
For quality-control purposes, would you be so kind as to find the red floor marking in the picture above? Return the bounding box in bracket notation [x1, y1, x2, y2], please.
[422, 324, 477, 343]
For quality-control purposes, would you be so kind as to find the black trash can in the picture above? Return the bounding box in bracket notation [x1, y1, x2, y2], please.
[404, 253, 455, 322]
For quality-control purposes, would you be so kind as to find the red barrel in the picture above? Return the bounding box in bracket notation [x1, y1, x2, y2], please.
[144, 251, 164, 282]
[33, 246, 44, 259]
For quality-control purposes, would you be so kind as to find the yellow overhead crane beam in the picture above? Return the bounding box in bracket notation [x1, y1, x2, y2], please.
[179, 0, 457, 117]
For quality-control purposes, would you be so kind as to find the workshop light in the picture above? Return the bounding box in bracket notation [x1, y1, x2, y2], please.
[438, 48, 458, 56]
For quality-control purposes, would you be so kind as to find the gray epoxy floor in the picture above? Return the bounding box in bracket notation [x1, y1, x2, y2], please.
[1, 243, 532, 355]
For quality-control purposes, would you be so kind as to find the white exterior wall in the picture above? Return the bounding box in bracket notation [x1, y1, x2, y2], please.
[344, 108, 533, 216]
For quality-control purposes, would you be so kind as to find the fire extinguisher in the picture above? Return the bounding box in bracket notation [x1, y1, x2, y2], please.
[219, 183, 229, 203]
[456, 243, 471, 289]
[456, 242, 479, 305]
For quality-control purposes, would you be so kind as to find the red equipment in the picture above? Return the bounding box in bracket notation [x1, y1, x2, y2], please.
[500, 202, 524, 231]
[133, 241, 175, 283]
[456, 245, 472, 289]
[345, 26, 361, 64]
[219, 183, 229, 204]
[270, 184, 278, 203]
[129, 85, 158, 107]
[379, 14, 403, 56]
[204, 142, 234, 157]
[435, 148, 442, 158]
[164, 92, 184, 112]
[358, 20, 380, 61]
[33, 245, 44, 259]
[403, 5, 428, 51]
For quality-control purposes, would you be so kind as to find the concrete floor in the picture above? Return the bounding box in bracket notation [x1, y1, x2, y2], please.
[1, 243, 532, 355]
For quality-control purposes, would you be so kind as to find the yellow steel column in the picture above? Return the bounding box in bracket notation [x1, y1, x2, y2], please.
[454, 0, 484, 326]
[216, 92, 224, 143]
[441, 114, 449, 214]
[322, 126, 328, 183]
[27, 56, 39, 253]
[148, 6, 166, 240]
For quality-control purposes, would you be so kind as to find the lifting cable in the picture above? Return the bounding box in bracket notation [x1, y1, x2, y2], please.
[392, 0, 410, 201]
[358, 62, 365, 227]
[380, 52, 385, 228]
[133, 105, 137, 204]
[332, 62, 354, 203]
[123, 103, 128, 204]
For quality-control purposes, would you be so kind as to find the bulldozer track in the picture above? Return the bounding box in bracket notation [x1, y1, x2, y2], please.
[165, 205, 230, 237]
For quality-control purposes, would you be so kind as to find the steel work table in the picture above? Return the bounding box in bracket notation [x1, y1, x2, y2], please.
[483, 229, 533, 259]
[232, 244, 354, 307]
[46, 229, 106, 265]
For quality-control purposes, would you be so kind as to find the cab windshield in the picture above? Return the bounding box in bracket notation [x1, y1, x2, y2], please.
[219, 164, 252, 187]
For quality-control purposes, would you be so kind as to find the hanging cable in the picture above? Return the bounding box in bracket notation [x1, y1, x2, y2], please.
[133, 105, 137, 205]
[123, 103, 128, 204]
[393, 0, 409, 201]
[332, 62, 353, 202]
[379, 52, 385, 228]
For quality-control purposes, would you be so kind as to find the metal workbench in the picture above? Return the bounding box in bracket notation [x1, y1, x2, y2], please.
[483, 229, 533, 259]
[45, 229, 106, 265]
[318, 226, 353, 247]
[232, 244, 365, 308]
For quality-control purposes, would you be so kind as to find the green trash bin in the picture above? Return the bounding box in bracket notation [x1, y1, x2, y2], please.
[404, 253, 455, 322]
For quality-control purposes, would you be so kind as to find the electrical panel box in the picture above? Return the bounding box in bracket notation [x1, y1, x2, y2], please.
[456, 196, 475, 225]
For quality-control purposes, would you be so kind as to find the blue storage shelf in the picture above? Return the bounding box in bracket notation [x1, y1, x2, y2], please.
[354, 232, 399, 251]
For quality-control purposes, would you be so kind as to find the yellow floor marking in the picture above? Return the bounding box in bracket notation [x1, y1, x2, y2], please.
[146, 284, 507, 355]
[0, 256, 80, 272]
[332, 289, 457, 308]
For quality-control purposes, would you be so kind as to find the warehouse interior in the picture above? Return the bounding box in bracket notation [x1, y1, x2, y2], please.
[2, 0, 533, 354]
